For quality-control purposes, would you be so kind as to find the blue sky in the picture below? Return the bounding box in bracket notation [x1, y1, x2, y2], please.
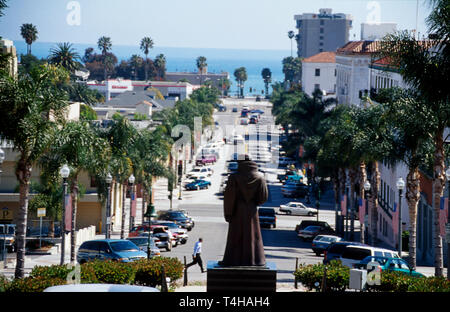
[0, 0, 431, 50]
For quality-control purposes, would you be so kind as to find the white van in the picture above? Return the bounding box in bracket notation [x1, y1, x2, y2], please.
[339, 245, 400, 268]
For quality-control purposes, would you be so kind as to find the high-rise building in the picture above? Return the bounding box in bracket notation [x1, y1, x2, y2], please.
[294, 8, 353, 58]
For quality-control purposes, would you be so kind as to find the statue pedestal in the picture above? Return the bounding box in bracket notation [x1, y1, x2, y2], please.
[206, 261, 277, 292]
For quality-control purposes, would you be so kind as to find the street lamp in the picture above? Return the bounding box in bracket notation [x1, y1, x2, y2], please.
[445, 167, 450, 280]
[364, 180, 371, 244]
[315, 176, 321, 221]
[128, 174, 135, 232]
[59, 164, 70, 265]
[105, 173, 112, 239]
[0, 148, 5, 268]
[396, 177, 405, 258]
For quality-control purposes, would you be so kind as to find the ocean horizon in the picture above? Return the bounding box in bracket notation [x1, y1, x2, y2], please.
[12, 40, 290, 96]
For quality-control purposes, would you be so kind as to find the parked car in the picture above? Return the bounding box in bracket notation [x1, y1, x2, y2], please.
[240, 118, 249, 125]
[126, 237, 160, 258]
[0, 224, 16, 252]
[218, 105, 227, 112]
[278, 157, 296, 167]
[249, 117, 257, 124]
[140, 226, 175, 251]
[128, 224, 162, 237]
[195, 154, 216, 166]
[77, 239, 147, 264]
[322, 241, 368, 264]
[184, 175, 211, 185]
[155, 221, 188, 244]
[185, 179, 211, 190]
[251, 109, 264, 114]
[298, 225, 336, 241]
[157, 210, 194, 231]
[295, 220, 333, 234]
[339, 245, 400, 268]
[232, 107, 238, 113]
[279, 202, 317, 216]
[258, 208, 276, 229]
[241, 109, 249, 118]
[227, 161, 238, 173]
[187, 167, 213, 178]
[354, 256, 425, 277]
[311, 235, 342, 256]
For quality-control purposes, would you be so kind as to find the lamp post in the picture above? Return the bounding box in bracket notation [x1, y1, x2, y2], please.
[345, 181, 350, 240]
[445, 167, 450, 280]
[59, 164, 70, 265]
[315, 176, 321, 221]
[396, 177, 405, 258]
[363, 180, 371, 244]
[128, 174, 135, 233]
[0, 148, 5, 173]
[105, 173, 112, 239]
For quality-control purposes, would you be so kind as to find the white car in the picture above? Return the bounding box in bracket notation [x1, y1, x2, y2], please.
[279, 202, 317, 216]
[339, 246, 400, 268]
[187, 167, 213, 178]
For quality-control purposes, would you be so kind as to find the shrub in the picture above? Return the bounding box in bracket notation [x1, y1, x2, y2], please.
[81, 260, 135, 285]
[5, 276, 66, 292]
[30, 264, 73, 280]
[131, 257, 184, 288]
[293, 260, 349, 292]
[0, 274, 11, 292]
[408, 276, 450, 292]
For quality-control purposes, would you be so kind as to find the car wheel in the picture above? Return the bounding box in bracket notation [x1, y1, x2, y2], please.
[286, 210, 292, 215]
[273, 223, 276, 229]
[308, 212, 313, 216]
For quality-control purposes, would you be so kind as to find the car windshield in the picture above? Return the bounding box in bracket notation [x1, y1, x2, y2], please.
[361, 257, 388, 265]
[259, 209, 275, 216]
[109, 241, 139, 252]
[169, 212, 186, 218]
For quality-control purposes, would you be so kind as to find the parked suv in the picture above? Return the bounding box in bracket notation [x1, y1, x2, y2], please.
[323, 241, 367, 264]
[258, 208, 276, 228]
[77, 239, 147, 264]
[158, 210, 194, 231]
[338, 245, 400, 268]
[295, 220, 333, 234]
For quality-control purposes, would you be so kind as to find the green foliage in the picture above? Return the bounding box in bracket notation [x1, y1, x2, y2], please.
[0, 274, 10, 292]
[30, 264, 73, 280]
[293, 260, 349, 292]
[133, 112, 148, 121]
[48, 42, 81, 73]
[282, 56, 302, 83]
[131, 258, 184, 287]
[5, 276, 66, 292]
[80, 104, 98, 121]
[82, 260, 136, 284]
[367, 271, 450, 292]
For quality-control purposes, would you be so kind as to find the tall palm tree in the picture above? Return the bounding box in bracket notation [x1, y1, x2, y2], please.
[97, 36, 112, 81]
[154, 54, 166, 80]
[130, 54, 143, 81]
[196, 56, 207, 84]
[140, 37, 154, 81]
[288, 31, 295, 57]
[41, 121, 110, 262]
[20, 23, 38, 55]
[378, 1, 450, 275]
[261, 68, 272, 97]
[0, 0, 8, 19]
[0, 65, 69, 278]
[234, 67, 247, 98]
[48, 42, 81, 73]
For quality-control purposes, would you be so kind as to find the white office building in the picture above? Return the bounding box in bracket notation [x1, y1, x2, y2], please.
[301, 52, 336, 98]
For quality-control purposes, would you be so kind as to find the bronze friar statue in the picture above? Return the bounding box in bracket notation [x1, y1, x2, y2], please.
[220, 155, 268, 266]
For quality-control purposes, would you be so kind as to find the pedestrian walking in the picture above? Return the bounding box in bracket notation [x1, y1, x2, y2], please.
[186, 238, 205, 273]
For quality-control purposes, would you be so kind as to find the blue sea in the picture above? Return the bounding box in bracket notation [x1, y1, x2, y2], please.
[12, 41, 289, 96]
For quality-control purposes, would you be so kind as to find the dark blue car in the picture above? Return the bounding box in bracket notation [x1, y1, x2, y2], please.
[77, 239, 147, 264]
[185, 179, 211, 190]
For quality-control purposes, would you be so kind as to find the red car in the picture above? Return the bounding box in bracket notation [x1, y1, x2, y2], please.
[196, 154, 217, 166]
[129, 224, 162, 237]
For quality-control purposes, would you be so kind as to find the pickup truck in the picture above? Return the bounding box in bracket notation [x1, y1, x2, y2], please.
[258, 208, 276, 229]
[196, 154, 216, 166]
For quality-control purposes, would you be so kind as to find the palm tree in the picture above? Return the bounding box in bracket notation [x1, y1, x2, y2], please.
[20, 23, 38, 55]
[97, 36, 112, 81]
[154, 54, 166, 80]
[0, 65, 69, 278]
[377, 1, 450, 276]
[130, 54, 143, 81]
[261, 68, 272, 97]
[48, 42, 81, 73]
[234, 67, 247, 98]
[288, 31, 295, 57]
[0, 0, 8, 18]
[40, 121, 110, 262]
[196, 56, 207, 84]
[140, 37, 154, 81]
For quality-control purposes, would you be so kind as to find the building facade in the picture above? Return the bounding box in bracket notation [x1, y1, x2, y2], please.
[361, 22, 397, 41]
[0, 39, 18, 78]
[301, 51, 336, 98]
[294, 8, 353, 58]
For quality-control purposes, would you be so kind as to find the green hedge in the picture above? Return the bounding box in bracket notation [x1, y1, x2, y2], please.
[4, 257, 184, 292]
[294, 260, 349, 292]
[294, 261, 450, 292]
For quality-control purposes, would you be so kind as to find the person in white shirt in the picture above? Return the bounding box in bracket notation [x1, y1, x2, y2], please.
[185, 238, 204, 273]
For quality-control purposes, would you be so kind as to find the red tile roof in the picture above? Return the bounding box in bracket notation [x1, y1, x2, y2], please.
[302, 52, 336, 63]
[336, 40, 381, 55]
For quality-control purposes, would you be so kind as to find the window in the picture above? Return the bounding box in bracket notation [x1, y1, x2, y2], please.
[315, 68, 320, 76]
[320, 20, 324, 26]
[319, 48, 323, 52]
[342, 247, 371, 260]
[319, 42, 323, 46]
[320, 28, 324, 34]
[334, 69, 337, 76]
[314, 84, 320, 90]
[320, 36, 324, 40]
